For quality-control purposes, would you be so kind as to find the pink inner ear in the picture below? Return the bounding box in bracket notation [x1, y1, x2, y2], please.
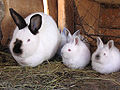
[75, 38, 79, 45]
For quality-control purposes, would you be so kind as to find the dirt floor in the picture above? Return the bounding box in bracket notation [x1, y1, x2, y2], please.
[0, 46, 120, 90]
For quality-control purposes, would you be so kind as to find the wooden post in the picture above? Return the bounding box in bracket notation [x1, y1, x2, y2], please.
[58, 0, 74, 33]
[47, 0, 58, 23]
[43, 0, 58, 23]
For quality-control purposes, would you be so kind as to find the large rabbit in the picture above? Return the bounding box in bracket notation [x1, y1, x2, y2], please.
[61, 36, 91, 69]
[92, 37, 120, 74]
[9, 8, 61, 67]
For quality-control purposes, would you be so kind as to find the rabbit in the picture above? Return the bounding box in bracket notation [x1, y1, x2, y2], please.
[9, 8, 61, 67]
[61, 36, 91, 69]
[57, 27, 72, 56]
[91, 37, 120, 74]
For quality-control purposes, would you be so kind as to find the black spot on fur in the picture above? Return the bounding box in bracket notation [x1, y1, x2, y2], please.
[13, 39, 23, 55]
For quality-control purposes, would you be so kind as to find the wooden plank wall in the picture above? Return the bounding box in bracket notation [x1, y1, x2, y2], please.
[98, 4, 120, 48]
[0, 0, 120, 49]
[95, 0, 120, 4]
[74, 0, 100, 47]
[74, 0, 120, 48]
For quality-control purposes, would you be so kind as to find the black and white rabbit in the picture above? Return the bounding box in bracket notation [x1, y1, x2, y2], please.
[9, 8, 61, 67]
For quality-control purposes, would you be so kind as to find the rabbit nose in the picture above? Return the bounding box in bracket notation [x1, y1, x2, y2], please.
[13, 39, 23, 55]
[95, 54, 100, 60]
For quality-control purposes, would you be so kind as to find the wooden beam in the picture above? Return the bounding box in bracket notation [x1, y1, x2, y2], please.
[47, 0, 58, 23]
[58, 0, 74, 33]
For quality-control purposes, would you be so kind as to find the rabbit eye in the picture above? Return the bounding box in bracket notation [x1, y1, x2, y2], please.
[27, 39, 30, 42]
[68, 49, 71, 52]
[104, 53, 106, 55]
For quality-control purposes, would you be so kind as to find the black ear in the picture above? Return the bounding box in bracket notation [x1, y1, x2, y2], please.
[28, 14, 42, 35]
[9, 8, 27, 30]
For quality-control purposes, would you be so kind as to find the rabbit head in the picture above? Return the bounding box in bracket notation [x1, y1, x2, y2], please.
[92, 37, 120, 74]
[61, 36, 84, 60]
[92, 37, 116, 64]
[9, 8, 42, 58]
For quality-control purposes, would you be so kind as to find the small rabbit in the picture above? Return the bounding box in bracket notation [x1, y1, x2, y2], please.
[9, 8, 61, 67]
[61, 36, 91, 69]
[57, 27, 72, 56]
[92, 37, 120, 74]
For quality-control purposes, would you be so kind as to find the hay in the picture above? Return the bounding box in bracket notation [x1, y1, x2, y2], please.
[0, 52, 120, 89]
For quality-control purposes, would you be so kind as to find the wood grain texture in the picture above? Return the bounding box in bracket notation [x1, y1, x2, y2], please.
[99, 6, 120, 29]
[58, 0, 74, 33]
[75, 0, 100, 34]
[47, 0, 58, 23]
[95, 0, 120, 4]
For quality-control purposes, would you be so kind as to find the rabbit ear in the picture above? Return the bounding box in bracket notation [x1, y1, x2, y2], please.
[62, 27, 71, 37]
[63, 27, 72, 42]
[73, 30, 80, 37]
[73, 36, 80, 45]
[9, 8, 27, 30]
[28, 14, 42, 35]
[107, 40, 114, 49]
[97, 37, 103, 48]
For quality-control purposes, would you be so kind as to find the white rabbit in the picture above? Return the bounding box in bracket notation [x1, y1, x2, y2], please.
[92, 37, 120, 74]
[9, 8, 61, 67]
[61, 36, 91, 69]
[57, 27, 72, 56]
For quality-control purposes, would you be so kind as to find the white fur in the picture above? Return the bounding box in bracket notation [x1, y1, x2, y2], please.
[57, 28, 90, 56]
[10, 12, 61, 67]
[57, 27, 72, 56]
[92, 37, 120, 74]
[61, 36, 91, 69]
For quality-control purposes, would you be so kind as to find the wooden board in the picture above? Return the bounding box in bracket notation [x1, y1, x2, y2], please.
[58, 0, 74, 33]
[95, 0, 120, 4]
[75, 0, 100, 34]
[47, 0, 58, 23]
[99, 6, 120, 29]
